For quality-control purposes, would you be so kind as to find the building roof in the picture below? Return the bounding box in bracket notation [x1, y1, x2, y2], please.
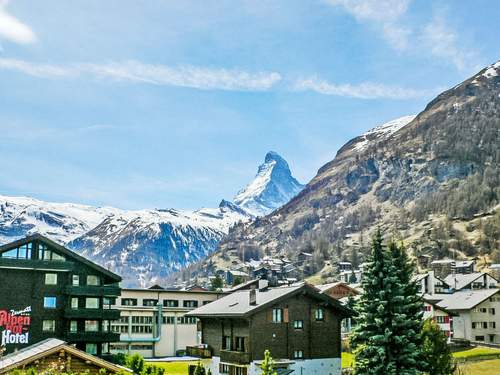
[453, 260, 474, 268]
[444, 272, 493, 290]
[0, 234, 121, 282]
[0, 339, 131, 374]
[315, 282, 360, 294]
[228, 270, 250, 277]
[186, 283, 351, 318]
[431, 259, 454, 265]
[490, 264, 500, 269]
[433, 289, 499, 311]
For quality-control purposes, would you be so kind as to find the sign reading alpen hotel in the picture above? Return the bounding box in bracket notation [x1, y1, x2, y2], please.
[0, 306, 31, 346]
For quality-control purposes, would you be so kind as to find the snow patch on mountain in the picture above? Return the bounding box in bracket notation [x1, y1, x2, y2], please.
[233, 151, 304, 216]
[353, 115, 416, 152]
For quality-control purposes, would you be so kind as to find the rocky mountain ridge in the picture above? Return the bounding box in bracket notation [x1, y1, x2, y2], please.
[199, 60, 499, 282]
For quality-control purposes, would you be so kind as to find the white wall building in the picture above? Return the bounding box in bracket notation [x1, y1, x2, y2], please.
[110, 287, 223, 358]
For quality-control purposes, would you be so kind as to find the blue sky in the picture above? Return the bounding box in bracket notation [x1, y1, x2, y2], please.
[0, 0, 498, 210]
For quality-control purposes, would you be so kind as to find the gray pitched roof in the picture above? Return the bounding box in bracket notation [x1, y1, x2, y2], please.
[186, 283, 351, 318]
[434, 289, 499, 311]
[444, 272, 487, 290]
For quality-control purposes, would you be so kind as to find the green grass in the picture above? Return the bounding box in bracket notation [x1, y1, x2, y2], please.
[458, 359, 500, 374]
[342, 352, 355, 368]
[453, 347, 500, 359]
[146, 360, 211, 375]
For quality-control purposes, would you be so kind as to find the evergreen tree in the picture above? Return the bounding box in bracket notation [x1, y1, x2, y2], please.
[261, 350, 277, 375]
[210, 275, 224, 291]
[351, 231, 423, 375]
[420, 319, 456, 375]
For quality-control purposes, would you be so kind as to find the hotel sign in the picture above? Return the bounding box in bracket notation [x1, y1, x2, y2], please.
[0, 306, 31, 346]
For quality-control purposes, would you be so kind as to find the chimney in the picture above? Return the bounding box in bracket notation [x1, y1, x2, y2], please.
[249, 287, 257, 306]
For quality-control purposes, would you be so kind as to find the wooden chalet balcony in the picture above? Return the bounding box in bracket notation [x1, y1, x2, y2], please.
[220, 350, 251, 365]
[186, 346, 212, 358]
[64, 284, 121, 297]
[64, 308, 121, 320]
[66, 331, 121, 343]
[0, 258, 74, 271]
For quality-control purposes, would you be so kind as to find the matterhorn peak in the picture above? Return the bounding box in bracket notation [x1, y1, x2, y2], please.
[233, 151, 304, 216]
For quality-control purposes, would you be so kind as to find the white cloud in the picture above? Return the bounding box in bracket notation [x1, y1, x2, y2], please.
[294, 76, 440, 99]
[0, 0, 36, 44]
[422, 15, 480, 72]
[0, 58, 282, 91]
[326, 0, 412, 50]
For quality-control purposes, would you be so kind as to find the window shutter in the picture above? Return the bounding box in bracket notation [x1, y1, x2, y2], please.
[267, 309, 273, 322]
[284, 308, 289, 323]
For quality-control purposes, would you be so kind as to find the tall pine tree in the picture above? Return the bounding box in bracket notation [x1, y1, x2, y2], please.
[350, 231, 423, 375]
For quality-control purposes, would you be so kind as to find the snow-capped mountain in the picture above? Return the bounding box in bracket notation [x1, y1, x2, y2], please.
[0, 151, 303, 286]
[233, 151, 304, 216]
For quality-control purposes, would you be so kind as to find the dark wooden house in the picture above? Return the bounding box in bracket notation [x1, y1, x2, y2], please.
[186, 282, 351, 375]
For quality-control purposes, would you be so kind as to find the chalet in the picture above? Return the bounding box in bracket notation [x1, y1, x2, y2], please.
[337, 262, 352, 273]
[444, 272, 498, 291]
[413, 271, 451, 295]
[0, 234, 122, 356]
[452, 260, 476, 274]
[186, 283, 351, 375]
[316, 282, 360, 300]
[431, 259, 455, 278]
[421, 299, 455, 341]
[429, 289, 500, 345]
[226, 270, 251, 286]
[0, 338, 130, 374]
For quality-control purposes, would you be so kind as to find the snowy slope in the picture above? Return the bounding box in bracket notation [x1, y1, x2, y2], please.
[353, 115, 416, 152]
[233, 151, 304, 216]
[0, 195, 120, 244]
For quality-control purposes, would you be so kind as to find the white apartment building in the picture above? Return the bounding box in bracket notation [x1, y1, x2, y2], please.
[110, 287, 223, 358]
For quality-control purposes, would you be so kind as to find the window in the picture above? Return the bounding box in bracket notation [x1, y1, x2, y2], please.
[103, 297, 115, 308]
[44, 273, 57, 285]
[315, 308, 324, 321]
[42, 320, 55, 332]
[293, 350, 304, 359]
[44, 296, 57, 309]
[272, 308, 283, 323]
[483, 322, 488, 329]
[164, 316, 176, 324]
[51, 252, 65, 261]
[1, 243, 32, 259]
[86, 297, 99, 309]
[87, 275, 100, 286]
[222, 336, 231, 350]
[71, 297, 79, 309]
[203, 300, 212, 305]
[85, 320, 99, 332]
[163, 299, 179, 307]
[234, 367, 247, 375]
[490, 308, 496, 315]
[143, 299, 158, 307]
[489, 322, 496, 329]
[85, 343, 97, 355]
[70, 321, 78, 333]
[436, 316, 447, 324]
[480, 308, 487, 313]
[220, 364, 230, 374]
[475, 336, 485, 341]
[102, 320, 110, 332]
[183, 300, 198, 308]
[72, 275, 80, 286]
[122, 298, 138, 306]
[293, 320, 304, 329]
[235, 337, 246, 352]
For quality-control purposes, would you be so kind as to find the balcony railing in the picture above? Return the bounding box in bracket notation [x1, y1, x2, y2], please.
[66, 331, 120, 343]
[220, 350, 251, 365]
[186, 346, 212, 358]
[0, 258, 74, 271]
[64, 285, 121, 297]
[64, 308, 121, 320]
